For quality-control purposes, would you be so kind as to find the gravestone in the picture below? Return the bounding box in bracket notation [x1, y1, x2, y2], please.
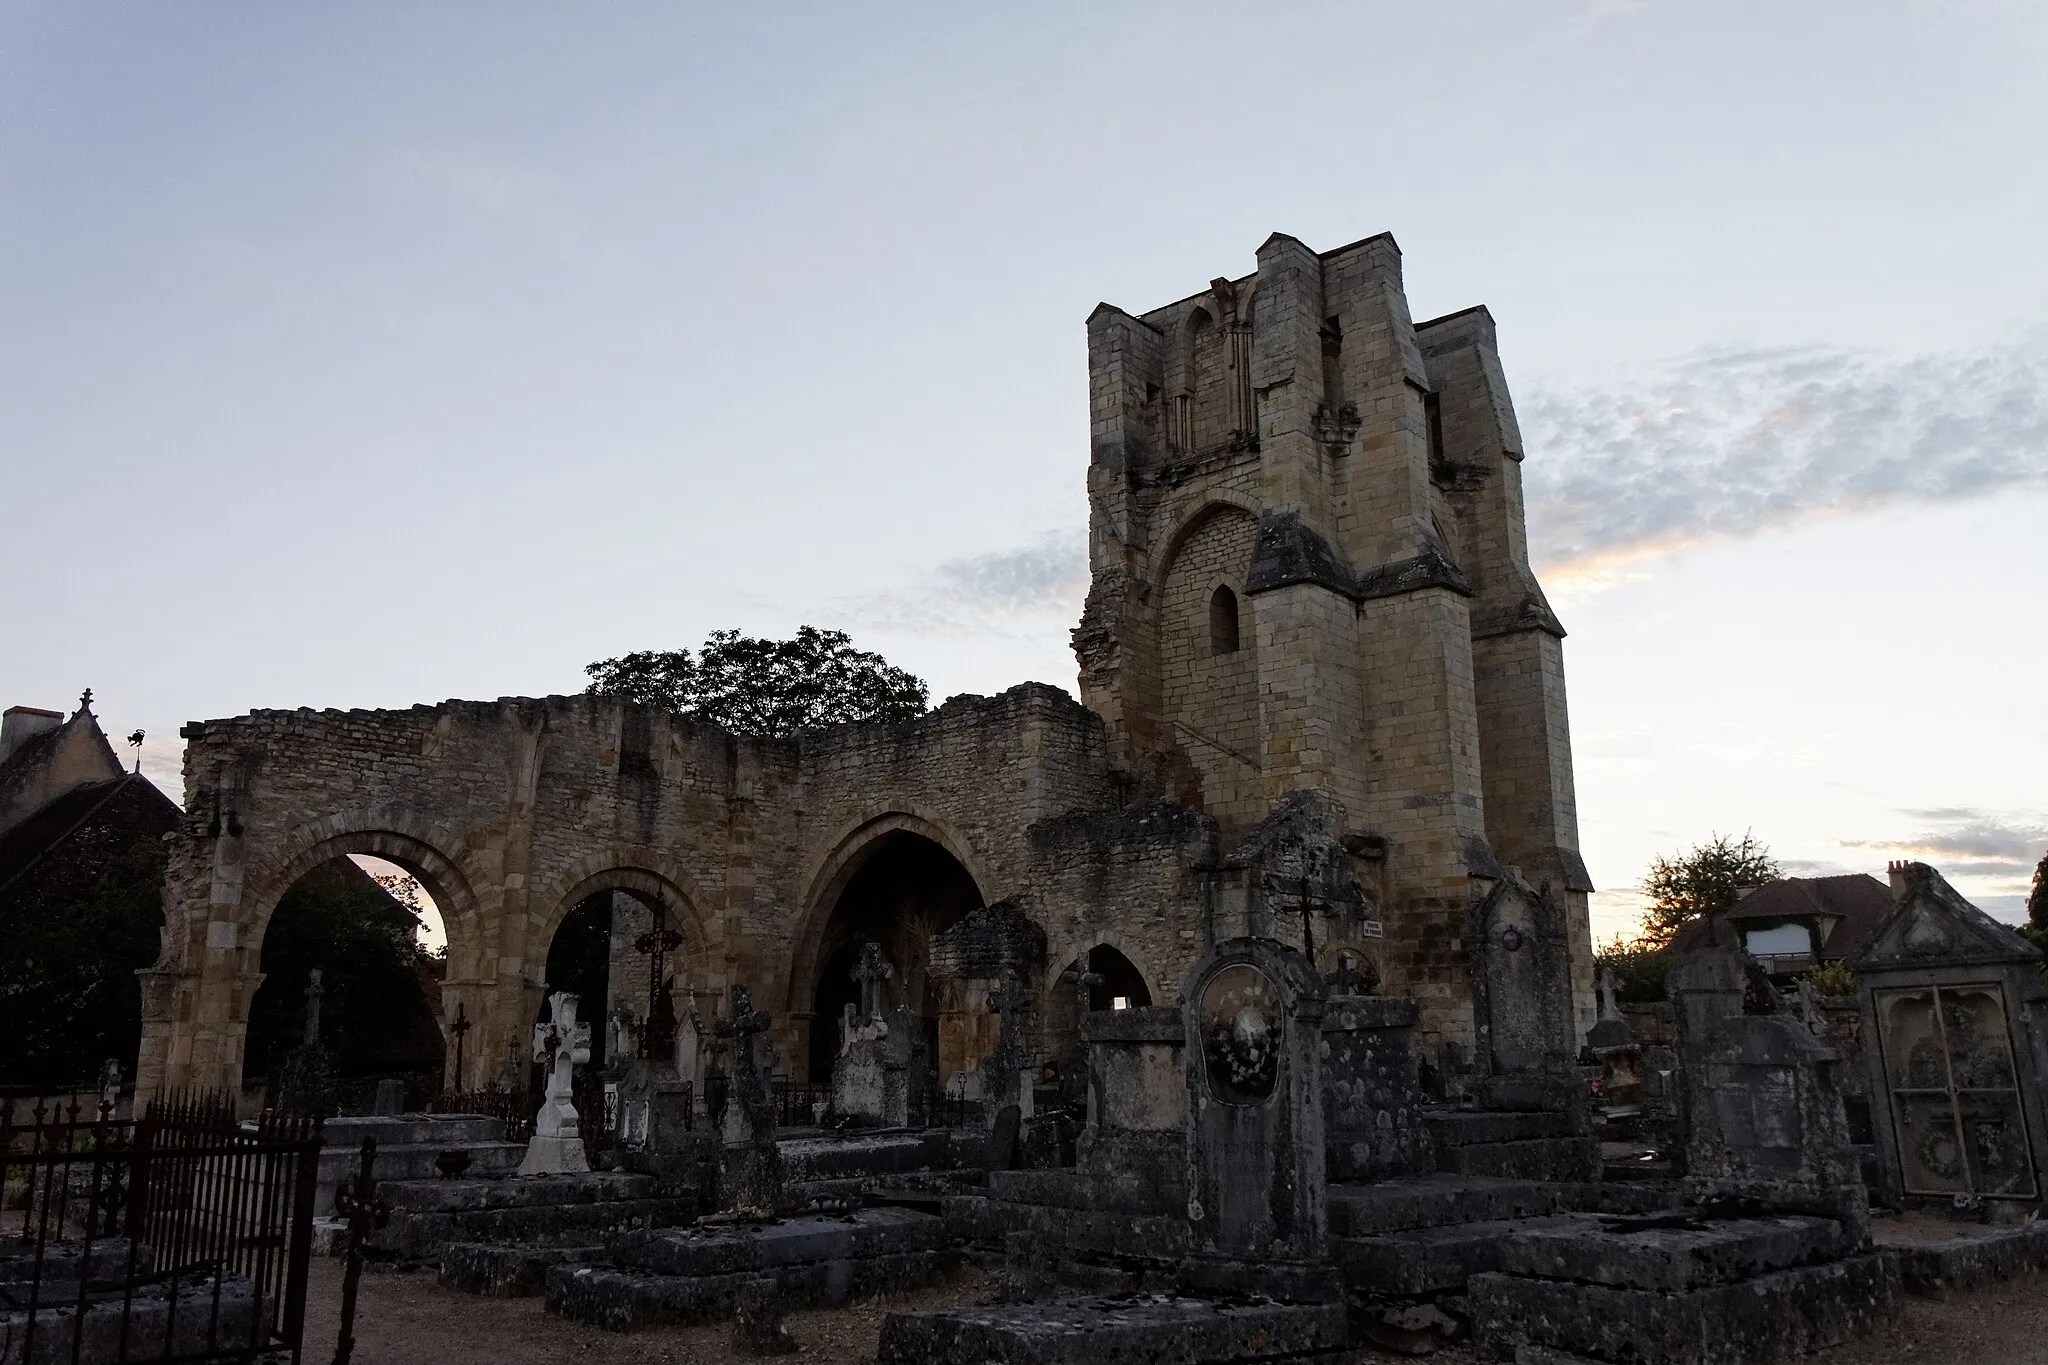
[1585, 965, 1644, 1107]
[1322, 994, 1432, 1181]
[373, 1078, 406, 1116]
[518, 991, 593, 1175]
[1180, 936, 1335, 1301]
[1852, 861, 2048, 1212]
[1668, 950, 1867, 1244]
[981, 973, 1034, 1124]
[1467, 870, 1580, 1111]
[830, 943, 915, 1126]
[715, 984, 783, 1213]
[276, 968, 337, 1118]
[1077, 1004, 1185, 1190]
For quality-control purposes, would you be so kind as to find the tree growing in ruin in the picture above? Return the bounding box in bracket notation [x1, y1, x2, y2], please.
[585, 626, 928, 737]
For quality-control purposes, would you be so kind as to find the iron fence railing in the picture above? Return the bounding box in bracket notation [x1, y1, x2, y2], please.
[0, 1089, 322, 1363]
[423, 1084, 535, 1144]
[770, 1080, 830, 1129]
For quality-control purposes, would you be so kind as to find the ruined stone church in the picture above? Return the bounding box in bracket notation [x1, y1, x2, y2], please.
[137, 232, 1594, 1105]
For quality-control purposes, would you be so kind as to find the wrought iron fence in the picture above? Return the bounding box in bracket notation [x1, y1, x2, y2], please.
[919, 1093, 980, 1129]
[770, 1080, 830, 1128]
[424, 1084, 535, 1143]
[0, 1089, 322, 1363]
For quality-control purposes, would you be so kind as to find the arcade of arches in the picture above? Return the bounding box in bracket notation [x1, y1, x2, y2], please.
[140, 234, 1602, 1107]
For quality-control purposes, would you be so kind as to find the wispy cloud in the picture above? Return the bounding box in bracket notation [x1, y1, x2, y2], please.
[839, 529, 1088, 634]
[1522, 331, 2048, 587]
[1836, 808, 2048, 883]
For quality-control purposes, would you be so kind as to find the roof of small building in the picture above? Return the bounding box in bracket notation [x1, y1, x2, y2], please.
[1669, 873, 1895, 961]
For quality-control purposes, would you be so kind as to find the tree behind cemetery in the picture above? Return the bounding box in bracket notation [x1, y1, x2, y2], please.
[585, 626, 928, 737]
[1637, 831, 1782, 949]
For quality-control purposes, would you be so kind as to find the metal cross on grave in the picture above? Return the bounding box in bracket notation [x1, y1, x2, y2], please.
[852, 941, 894, 1022]
[302, 968, 325, 1048]
[633, 920, 684, 1061]
[448, 1003, 472, 1086]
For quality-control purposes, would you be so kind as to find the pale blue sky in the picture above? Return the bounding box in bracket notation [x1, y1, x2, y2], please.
[6, 1, 2045, 936]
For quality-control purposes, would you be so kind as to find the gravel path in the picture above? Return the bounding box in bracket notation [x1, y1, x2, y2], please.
[298, 1255, 2048, 1364]
[300, 1257, 994, 1365]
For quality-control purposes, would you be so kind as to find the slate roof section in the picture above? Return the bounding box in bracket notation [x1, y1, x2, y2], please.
[0, 773, 181, 895]
[1669, 873, 1895, 962]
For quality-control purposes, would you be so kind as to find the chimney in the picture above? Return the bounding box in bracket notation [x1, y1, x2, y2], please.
[0, 706, 64, 766]
[1886, 859, 1915, 902]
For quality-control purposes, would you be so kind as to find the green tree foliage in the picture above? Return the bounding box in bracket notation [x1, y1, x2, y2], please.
[245, 860, 443, 1080]
[1593, 932, 1672, 1004]
[585, 627, 928, 737]
[0, 832, 166, 1087]
[1801, 959, 1858, 998]
[2024, 850, 2048, 956]
[1637, 831, 1782, 949]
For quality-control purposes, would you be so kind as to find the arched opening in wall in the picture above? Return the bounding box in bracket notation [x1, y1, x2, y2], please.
[804, 831, 982, 1086]
[1043, 945, 1154, 1091]
[245, 855, 446, 1110]
[596, 889, 699, 1077]
[1209, 585, 1241, 655]
[536, 893, 615, 1076]
[1323, 944, 1383, 996]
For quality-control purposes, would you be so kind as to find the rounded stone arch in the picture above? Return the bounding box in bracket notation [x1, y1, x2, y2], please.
[527, 850, 714, 972]
[239, 813, 487, 977]
[1153, 497, 1261, 597]
[783, 808, 994, 1017]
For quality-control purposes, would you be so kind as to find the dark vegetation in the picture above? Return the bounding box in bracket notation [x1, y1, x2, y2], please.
[244, 859, 445, 1083]
[1596, 832, 1782, 1003]
[586, 626, 928, 737]
[0, 782, 171, 1086]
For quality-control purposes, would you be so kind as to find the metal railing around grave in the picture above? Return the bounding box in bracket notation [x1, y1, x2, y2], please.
[770, 1081, 831, 1129]
[423, 1084, 536, 1144]
[0, 1090, 322, 1364]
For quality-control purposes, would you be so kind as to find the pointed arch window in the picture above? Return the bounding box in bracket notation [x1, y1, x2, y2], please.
[1209, 585, 1241, 656]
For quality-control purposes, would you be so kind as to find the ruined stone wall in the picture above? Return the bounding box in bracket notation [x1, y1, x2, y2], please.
[139, 684, 1131, 1099]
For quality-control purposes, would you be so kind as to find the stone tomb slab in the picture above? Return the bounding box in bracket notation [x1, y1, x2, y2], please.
[547, 1208, 958, 1329]
[876, 1295, 1350, 1365]
[1469, 1252, 1899, 1365]
[1497, 1212, 1848, 1292]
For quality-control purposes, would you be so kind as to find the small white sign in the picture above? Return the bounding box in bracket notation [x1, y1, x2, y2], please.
[1360, 920, 1384, 939]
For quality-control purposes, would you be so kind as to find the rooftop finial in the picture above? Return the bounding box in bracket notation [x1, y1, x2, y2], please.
[78, 687, 93, 713]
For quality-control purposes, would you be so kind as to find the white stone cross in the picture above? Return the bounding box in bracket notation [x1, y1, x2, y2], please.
[518, 991, 593, 1174]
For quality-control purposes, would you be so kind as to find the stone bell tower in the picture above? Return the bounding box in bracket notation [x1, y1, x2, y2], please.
[1073, 232, 1595, 1041]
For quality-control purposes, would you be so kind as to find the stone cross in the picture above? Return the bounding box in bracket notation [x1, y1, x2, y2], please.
[983, 974, 1033, 1119]
[852, 941, 894, 1022]
[712, 983, 782, 1212]
[1595, 965, 1624, 1024]
[532, 992, 593, 1134]
[1073, 964, 1105, 1017]
[516, 991, 594, 1175]
[302, 968, 325, 1048]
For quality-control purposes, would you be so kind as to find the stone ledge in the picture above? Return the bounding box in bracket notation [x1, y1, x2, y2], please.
[548, 1246, 957, 1329]
[877, 1295, 1348, 1365]
[1497, 1213, 1848, 1292]
[1469, 1251, 1899, 1365]
[1880, 1218, 2048, 1298]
